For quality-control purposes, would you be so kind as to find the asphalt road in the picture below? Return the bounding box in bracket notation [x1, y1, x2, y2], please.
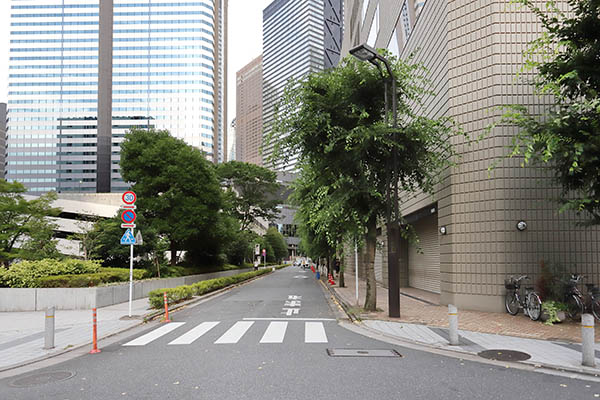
[1, 266, 599, 399]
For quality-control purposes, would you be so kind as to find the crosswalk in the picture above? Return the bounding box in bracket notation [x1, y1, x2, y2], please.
[123, 320, 330, 347]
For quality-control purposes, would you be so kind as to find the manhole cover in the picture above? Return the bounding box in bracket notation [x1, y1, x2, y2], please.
[10, 371, 76, 388]
[327, 349, 402, 358]
[478, 349, 531, 362]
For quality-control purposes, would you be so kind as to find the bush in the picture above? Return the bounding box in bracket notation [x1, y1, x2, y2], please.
[37, 268, 149, 288]
[148, 268, 273, 308]
[0, 258, 102, 288]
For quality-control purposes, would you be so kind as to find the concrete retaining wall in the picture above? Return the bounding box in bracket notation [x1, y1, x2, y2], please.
[0, 268, 251, 311]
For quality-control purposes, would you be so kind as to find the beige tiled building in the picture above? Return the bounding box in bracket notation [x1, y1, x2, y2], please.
[236, 56, 264, 166]
[341, 0, 600, 312]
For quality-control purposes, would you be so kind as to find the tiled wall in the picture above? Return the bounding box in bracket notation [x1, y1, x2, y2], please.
[342, 0, 600, 312]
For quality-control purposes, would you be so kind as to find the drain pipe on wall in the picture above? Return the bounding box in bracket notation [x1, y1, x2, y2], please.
[354, 241, 359, 306]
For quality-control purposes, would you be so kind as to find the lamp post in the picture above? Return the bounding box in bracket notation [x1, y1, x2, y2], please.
[350, 43, 400, 318]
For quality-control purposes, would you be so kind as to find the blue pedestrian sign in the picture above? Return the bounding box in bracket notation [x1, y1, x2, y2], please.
[120, 229, 136, 245]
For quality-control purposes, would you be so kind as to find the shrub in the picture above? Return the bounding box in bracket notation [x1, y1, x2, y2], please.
[148, 268, 272, 308]
[0, 258, 102, 288]
[37, 268, 149, 288]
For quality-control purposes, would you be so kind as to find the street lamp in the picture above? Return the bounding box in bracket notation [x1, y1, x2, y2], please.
[350, 43, 401, 318]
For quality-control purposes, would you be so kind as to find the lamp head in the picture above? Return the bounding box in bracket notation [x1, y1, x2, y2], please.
[350, 43, 378, 62]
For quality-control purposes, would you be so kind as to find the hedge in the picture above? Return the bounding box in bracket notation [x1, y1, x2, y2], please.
[0, 259, 102, 288]
[38, 268, 149, 288]
[148, 268, 276, 309]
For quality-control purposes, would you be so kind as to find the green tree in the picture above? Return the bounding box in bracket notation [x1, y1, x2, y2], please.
[264, 226, 288, 262]
[216, 161, 281, 231]
[0, 180, 61, 265]
[501, 0, 600, 223]
[270, 54, 458, 310]
[120, 129, 225, 265]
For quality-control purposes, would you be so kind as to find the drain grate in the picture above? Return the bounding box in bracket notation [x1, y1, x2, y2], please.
[10, 371, 76, 388]
[327, 349, 402, 358]
[478, 349, 531, 362]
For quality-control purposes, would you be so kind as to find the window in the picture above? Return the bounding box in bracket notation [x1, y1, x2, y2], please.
[388, 28, 400, 58]
[401, 3, 411, 39]
[414, 1, 426, 18]
[367, 5, 379, 47]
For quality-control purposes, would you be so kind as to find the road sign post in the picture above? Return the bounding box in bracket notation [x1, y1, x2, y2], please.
[121, 192, 137, 317]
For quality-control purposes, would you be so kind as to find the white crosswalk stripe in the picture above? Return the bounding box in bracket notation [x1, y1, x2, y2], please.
[168, 321, 219, 345]
[122, 320, 330, 347]
[214, 321, 254, 344]
[260, 321, 288, 343]
[123, 322, 185, 346]
[305, 322, 328, 343]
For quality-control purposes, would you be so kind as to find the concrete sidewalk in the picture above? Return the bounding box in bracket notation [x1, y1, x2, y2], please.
[329, 270, 600, 375]
[0, 298, 151, 371]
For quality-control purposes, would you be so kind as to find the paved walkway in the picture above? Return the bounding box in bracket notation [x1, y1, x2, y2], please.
[0, 299, 151, 371]
[331, 270, 600, 375]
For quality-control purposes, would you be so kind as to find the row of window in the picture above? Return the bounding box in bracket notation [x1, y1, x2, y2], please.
[10, 80, 214, 87]
[10, 62, 214, 70]
[12, 28, 213, 36]
[11, 44, 213, 53]
[11, 36, 212, 44]
[13, 10, 213, 18]
[12, 2, 214, 10]
[11, 54, 214, 62]
[12, 19, 214, 28]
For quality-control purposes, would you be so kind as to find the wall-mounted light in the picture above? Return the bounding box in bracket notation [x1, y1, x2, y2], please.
[439, 226, 447, 235]
[516, 221, 527, 231]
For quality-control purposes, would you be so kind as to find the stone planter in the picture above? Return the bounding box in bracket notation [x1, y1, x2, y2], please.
[540, 310, 567, 323]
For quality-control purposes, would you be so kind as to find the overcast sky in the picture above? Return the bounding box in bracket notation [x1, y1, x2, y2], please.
[0, 0, 272, 153]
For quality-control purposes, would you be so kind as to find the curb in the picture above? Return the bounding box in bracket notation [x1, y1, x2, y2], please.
[0, 268, 281, 374]
[322, 278, 600, 379]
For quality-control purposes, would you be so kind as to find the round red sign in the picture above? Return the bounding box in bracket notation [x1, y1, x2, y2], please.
[121, 210, 137, 224]
[122, 191, 136, 205]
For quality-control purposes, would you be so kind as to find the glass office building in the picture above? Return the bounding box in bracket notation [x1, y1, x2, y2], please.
[262, 0, 328, 172]
[7, 0, 226, 193]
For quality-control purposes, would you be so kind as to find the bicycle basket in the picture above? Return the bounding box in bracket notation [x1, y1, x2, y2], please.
[504, 278, 516, 290]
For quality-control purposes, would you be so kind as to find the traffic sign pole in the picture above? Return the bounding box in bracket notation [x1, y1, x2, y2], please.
[129, 227, 134, 317]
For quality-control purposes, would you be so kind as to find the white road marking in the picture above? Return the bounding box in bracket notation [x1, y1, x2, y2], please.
[243, 318, 335, 321]
[260, 321, 288, 343]
[293, 276, 309, 279]
[288, 295, 302, 300]
[123, 322, 185, 346]
[214, 321, 254, 344]
[281, 308, 300, 316]
[305, 322, 328, 343]
[168, 322, 219, 345]
[284, 300, 301, 307]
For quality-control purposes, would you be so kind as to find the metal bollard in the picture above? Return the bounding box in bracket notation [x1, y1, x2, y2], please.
[448, 304, 459, 346]
[90, 308, 101, 354]
[163, 292, 171, 323]
[582, 313, 595, 367]
[44, 307, 55, 350]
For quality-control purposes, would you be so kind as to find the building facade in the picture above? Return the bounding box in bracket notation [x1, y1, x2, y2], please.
[236, 55, 263, 166]
[6, 0, 227, 193]
[261, 0, 343, 171]
[0, 103, 6, 179]
[342, 0, 600, 312]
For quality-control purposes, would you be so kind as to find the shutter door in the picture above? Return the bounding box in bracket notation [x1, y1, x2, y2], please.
[408, 213, 440, 294]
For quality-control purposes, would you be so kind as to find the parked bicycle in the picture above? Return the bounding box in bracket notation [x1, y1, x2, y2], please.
[504, 275, 542, 320]
[562, 274, 600, 321]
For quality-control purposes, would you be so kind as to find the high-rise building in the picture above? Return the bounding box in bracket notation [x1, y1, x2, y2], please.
[6, 0, 227, 193]
[261, 0, 343, 171]
[236, 55, 263, 166]
[341, 0, 600, 312]
[0, 103, 6, 179]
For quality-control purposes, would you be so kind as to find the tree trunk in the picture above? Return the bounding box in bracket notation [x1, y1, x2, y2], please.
[170, 242, 177, 266]
[364, 215, 377, 311]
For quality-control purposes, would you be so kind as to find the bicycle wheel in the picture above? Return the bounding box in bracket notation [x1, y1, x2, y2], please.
[526, 292, 542, 321]
[566, 294, 583, 320]
[505, 291, 519, 315]
[591, 298, 600, 321]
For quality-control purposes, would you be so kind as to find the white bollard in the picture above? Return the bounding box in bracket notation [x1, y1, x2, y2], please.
[44, 306, 55, 350]
[582, 313, 595, 367]
[448, 304, 459, 346]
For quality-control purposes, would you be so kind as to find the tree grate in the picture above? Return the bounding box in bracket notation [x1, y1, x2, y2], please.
[326, 349, 402, 358]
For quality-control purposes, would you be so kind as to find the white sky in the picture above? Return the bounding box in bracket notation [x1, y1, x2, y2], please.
[0, 0, 272, 154]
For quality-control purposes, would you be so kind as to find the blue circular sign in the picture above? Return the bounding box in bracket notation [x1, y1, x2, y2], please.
[121, 210, 137, 224]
